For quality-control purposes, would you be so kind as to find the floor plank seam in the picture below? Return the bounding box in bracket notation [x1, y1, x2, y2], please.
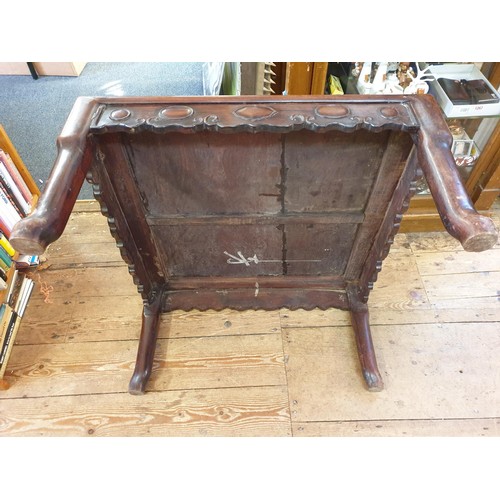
[278, 310, 295, 436]
[428, 294, 500, 300]
[0, 384, 290, 401]
[420, 271, 500, 278]
[293, 416, 500, 424]
[12, 331, 287, 346]
[145, 383, 288, 394]
[37, 262, 127, 271]
[278, 320, 500, 329]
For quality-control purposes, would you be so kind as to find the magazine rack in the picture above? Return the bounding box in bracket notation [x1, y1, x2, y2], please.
[10, 95, 498, 394]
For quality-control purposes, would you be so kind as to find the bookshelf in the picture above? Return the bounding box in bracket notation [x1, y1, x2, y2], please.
[0, 124, 40, 390]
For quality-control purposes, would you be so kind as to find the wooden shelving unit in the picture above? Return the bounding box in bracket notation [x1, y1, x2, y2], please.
[0, 124, 40, 389]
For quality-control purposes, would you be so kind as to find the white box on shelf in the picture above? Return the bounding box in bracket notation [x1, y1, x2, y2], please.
[424, 63, 500, 118]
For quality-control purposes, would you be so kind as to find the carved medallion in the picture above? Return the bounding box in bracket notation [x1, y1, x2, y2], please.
[315, 104, 350, 118]
[110, 109, 131, 121]
[379, 106, 399, 118]
[159, 106, 194, 119]
[233, 105, 277, 121]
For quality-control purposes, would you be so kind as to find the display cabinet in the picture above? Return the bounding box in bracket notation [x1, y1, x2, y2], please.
[283, 62, 500, 231]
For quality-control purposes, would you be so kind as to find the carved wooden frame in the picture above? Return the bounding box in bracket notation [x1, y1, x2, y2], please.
[10, 95, 498, 395]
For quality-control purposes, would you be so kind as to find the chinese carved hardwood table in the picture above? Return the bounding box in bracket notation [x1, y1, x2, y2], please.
[10, 95, 498, 394]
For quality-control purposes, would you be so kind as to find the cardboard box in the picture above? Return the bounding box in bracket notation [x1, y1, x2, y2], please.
[425, 63, 500, 118]
[0, 62, 86, 76]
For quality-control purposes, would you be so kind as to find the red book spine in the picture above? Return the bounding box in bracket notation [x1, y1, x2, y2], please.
[0, 213, 11, 239]
[0, 149, 33, 205]
[0, 179, 23, 218]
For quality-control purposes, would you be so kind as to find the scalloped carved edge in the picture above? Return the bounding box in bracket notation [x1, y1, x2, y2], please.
[87, 168, 147, 299]
[162, 304, 349, 313]
[361, 174, 420, 303]
[162, 288, 350, 313]
[233, 105, 278, 121]
[90, 102, 420, 135]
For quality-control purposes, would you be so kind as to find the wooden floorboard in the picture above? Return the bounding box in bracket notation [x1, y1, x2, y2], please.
[0, 201, 499, 437]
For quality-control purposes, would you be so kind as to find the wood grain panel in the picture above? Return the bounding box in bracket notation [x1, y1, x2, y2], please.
[19, 294, 142, 344]
[284, 223, 358, 275]
[406, 230, 500, 253]
[0, 386, 291, 437]
[1, 333, 286, 398]
[284, 129, 390, 212]
[284, 323, 500, 422]
[153, 224, 283, 277]
[292, 418, 500, 437]
[367, 252, 431, 310]
[280, 306, 500, 328]
[422, 272, 500, 300]
[414, 248, 500, 275]
[25, 266, 136, 300]
[125, 131, 282, 216]
[19, 300, 282, 345]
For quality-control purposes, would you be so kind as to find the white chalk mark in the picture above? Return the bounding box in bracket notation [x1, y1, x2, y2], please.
[224, 250, 321, 266]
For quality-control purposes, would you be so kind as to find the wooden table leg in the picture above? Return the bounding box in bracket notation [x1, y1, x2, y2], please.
[129, 290, 164, 395]
[347, 287, 384, 391]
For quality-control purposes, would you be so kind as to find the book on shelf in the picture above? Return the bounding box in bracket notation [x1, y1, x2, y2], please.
[0, 186, 21, 232]
[0, 135, 38, 382]
[0, 149, 33, 208]
[0, 181, 23, 219]
[0, 149, 33, 204]
[0, 213, 11, 238]
[0, 273, 34, 377]
[15, 254, 39, 269]
[0, 302, 8, 344]
[0, 244, 12, 269]
[0, 148, 39, 274]
[0, 231, 15, 257]
[5, 269, 19, 304]
[0, 254, 10, 274]
[0, 154, 31, 217]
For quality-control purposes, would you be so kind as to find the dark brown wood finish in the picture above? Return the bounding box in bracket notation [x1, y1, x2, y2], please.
[9, 95, 498, 395]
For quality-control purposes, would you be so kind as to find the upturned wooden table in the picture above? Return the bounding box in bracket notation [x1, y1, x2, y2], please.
[11, 95, 498, 394]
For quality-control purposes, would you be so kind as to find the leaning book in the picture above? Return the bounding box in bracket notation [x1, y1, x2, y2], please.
[0, 157, 30, 216]
[0, 274, 34, 377]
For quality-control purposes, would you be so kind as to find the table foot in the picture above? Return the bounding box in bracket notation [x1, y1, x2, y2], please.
[128, 290, 164, 395]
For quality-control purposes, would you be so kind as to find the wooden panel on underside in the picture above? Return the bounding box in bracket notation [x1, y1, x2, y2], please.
[284, 129, 392, 212]
[120, 131, 283, 216]
[113, 128, 396, 219]
[153, 222, 359, 278]
[284, 223, 358, 275]
[153, 224, 283, 277]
